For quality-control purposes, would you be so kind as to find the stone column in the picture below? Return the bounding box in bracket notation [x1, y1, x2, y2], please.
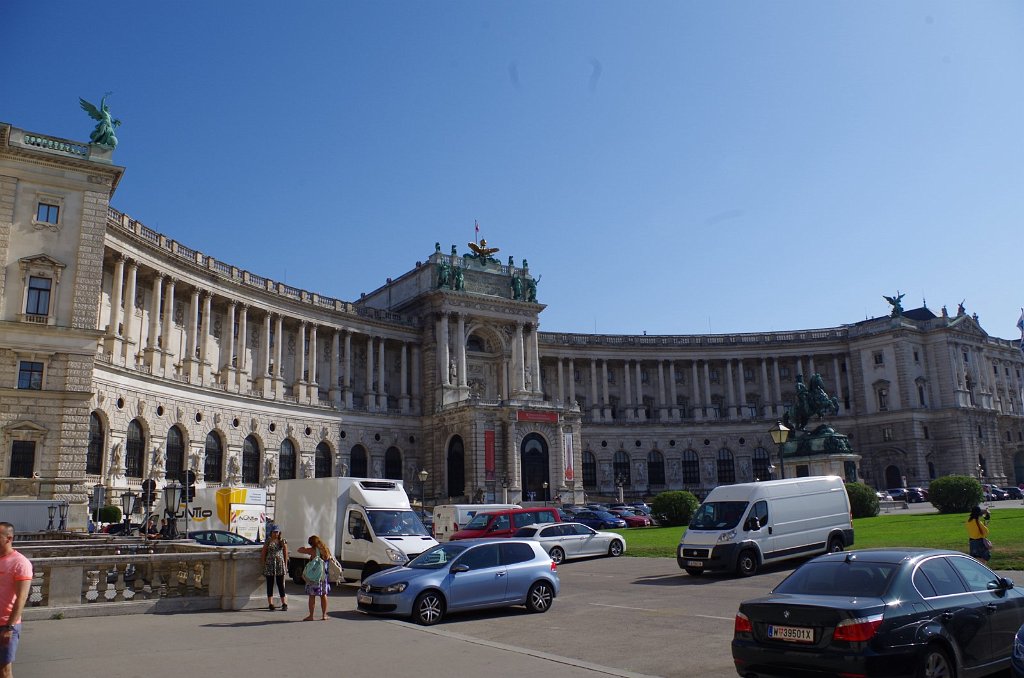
[343, 331, 353, 408]
[623, 360, 633, 420]
[738, 358, 748, 418]
[796, 357, 804, 381]
[590, 360, 600, 420]
[308, 324, 319, 404]
[366, 335, 375, 411]
[236, 304, 249, 392]
[185, 287, 200, 380]
[144, 272, 163, 369]
[411, 344, 422, 413]
[330, 329, 341, 405]
[568, 359, 576, 407]
[808, 355, 816, 377]
[438, 314, 450, 387]
[531, 325, 542, 393]
[725, 359, 737, 419]
[507, 418, 521, 500]
[121, 260, 139, 364]
[657, 361, 667, 421]
[844, 356, 855, 414]
[556, 359, 565, 404]
[772, 358, 783, 417]
[293, 321, 306, 398]
[703, 361, 713, 419]
[760, 358, 771, 417]
[691, 361, 701, 420]
[199, 292, 212, 383]
[273, 314, 285, 398]
[634, 360, 644, 420]
[222, 301, 238, 382]
[669, 361, 679, 420]
[160, 278, 176, 376]
[832, 356, 843, 414]
[107, 254, 125, 337]
[457, 314, 468, 388]
[400, 342, 409, 413]
[377, 336, 386, 411]
[512, 323, 525, 392]
[601, 360, 611, 420]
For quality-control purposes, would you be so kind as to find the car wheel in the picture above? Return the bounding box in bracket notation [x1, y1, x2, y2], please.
[736, 550, 758, 577]
[412, 591, 445, 626]
[828, 536, 844, 553]
[526, 581, 554, 613]
[608, 540, 624, 557]
[915, 645, 953, 678]
[684, 567, 704, 576]
[549, 547, 566, 564]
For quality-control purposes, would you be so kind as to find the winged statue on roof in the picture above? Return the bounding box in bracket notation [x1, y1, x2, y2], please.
[79, 93, 121, 148]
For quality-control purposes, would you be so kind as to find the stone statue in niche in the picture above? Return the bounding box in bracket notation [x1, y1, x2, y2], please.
[373, 459, 383, 478]
[524, 366, 533, 390]
[449, 358, 457, 383]
[301, 459, 313, 478]
[226, 455, 241, 483]
[110, 442, 123, 475]
[151, 447, 166, 479]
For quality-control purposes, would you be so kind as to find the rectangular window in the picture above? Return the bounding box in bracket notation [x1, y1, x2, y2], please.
[963, 351, 969, 363]
[882, 427, 893, 442]
[923, 426, 929, 439]
[26, 276, 51, 316]
[877, 388, 888, 411]
[913, 351, 920, 362]
[10, 441, 35, 478]
[641, 370, 649, 384]
[873, 352, 884, 366]
[744, 368, 754, 382]
[994, 365, 999, 375]
[17, 361, 44, 390]
[709, 369, 719, 383]
[780, 367, 791, 379]
[36, 203, 59, 224]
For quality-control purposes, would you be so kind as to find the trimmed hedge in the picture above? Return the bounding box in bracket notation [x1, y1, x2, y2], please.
[929, 475, 983, 514]
[845, 482, 880, 518]
[651, 490, 700, 527]
[98, 505, 122, 523]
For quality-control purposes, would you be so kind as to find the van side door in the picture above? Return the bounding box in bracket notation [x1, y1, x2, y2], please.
[744, 500, 775, 559]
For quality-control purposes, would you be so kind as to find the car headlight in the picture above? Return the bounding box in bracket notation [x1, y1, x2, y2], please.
[717, 530, 736, 543]
[1015, 634, 1024, 660]
[385, 548, 408, 564]
[382, 582, 408, 594]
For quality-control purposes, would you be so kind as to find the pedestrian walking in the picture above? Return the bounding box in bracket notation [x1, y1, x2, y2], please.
[966, 505, 992, 563]
[297, 535, 331, 621]
[261, 526, 288, 611]
[0, 522, 33, 678]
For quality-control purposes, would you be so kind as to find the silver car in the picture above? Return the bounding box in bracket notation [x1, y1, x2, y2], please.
[514, 522, 626, 564]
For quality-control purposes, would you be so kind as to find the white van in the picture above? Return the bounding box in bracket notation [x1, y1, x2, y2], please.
[432, 504, 519, 542]
[677, 476, 854, 577]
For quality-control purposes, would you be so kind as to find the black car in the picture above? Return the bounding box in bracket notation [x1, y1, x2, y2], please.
[571, 510, 627, 530]
[733, 548, 1024, 678]
[1006, 486, 1024, 500]
[188, 530, 258, 546]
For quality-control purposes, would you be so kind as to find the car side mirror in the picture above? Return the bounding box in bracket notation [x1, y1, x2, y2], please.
[488, 524, 499, 532]
[451, 564, 470, 574]
[746, 517, 761, 531]
[1001, 577, 1015, 590]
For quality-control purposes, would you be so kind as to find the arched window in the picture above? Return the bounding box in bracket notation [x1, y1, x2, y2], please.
[613, 450, 631, 486]
[350, 445, 368, 477]
[752, 447, 771, 481]
[647, 450, 665, 486]
[717, 448, 736, 485]
[242, 435, 260, 484]
[447, 437, 465, 497]
[87, 412, 104, 475]
[204, 432, 223, 483]
[315, 442, 332, 478]
[279, 439, 297, 480]
[582, 450, 597, 489]
[681, 450, 700, 484]
[166, 425, 185, 481]
[384, 446, 402, 480]
[126, 419, 145, 479]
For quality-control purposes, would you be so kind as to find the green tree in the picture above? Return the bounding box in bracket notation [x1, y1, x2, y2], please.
[845, 482, 879, 518]
[98, 505, 122, 523]
[651, 490, 700, 527]
[928, 475, 983, 514]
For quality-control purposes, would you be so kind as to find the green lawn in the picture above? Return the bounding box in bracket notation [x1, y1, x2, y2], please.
[613, 511, 1024, 570]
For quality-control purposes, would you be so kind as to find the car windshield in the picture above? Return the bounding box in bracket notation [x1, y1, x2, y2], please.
[367, 509, 432, 537]
[616, 509, 637, 517]
[408, 543, 469, 569]
[774, 561, 899, 597]
[689, 501, 748, 530]
[463, 513, 494, 530]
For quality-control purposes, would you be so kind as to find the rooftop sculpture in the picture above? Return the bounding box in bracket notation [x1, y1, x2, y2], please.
[79, 93, 121, 149]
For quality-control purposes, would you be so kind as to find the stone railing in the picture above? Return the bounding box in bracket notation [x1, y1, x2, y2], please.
[19, 537, 263, 620]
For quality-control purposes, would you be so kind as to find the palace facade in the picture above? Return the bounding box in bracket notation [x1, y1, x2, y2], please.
[3, 120, 1023, 529]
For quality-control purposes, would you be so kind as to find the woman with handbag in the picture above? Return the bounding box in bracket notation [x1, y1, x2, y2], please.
[297, 534, 331, 621]
[261, 526, 288, 611]
[966, 505, 992, 563]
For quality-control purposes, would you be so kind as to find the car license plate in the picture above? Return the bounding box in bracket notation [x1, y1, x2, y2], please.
[767, 624, 814, 643]
[686, 560, 703, 567]
[357, 592, 372, 605]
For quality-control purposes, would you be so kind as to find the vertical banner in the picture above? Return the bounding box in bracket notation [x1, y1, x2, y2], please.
[485, 430, 495, 481]
[563, 431, 574, 481]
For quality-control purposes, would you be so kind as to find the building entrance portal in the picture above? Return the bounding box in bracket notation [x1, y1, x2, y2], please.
[520, 433, 549, 502]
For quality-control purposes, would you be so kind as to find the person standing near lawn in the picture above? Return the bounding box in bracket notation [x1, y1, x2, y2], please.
[966, 505, 991, 563]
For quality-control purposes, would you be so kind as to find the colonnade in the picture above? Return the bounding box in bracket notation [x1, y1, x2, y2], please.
[547, 355, 854, 422]
[102, 254, 422, 412]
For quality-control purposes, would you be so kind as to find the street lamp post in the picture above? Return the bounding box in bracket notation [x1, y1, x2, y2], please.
[615, 474, 626, 503]
[120, 491, 139, 536]
[46, 504, 56, 531]
[542, 482, 549, 506]
[58, 502, 69, 531]
[501, 475, 509, 504]
[417, 469, 429, 510]
[164, 482, 183, 539]
[91, 483, 105, 526]
[768, 421, 791, 480]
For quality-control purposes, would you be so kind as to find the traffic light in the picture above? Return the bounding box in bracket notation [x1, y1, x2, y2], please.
[182, 469, 196, 502]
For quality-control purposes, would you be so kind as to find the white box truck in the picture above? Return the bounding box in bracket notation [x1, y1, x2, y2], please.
[153, 487, 267, 541]
[274, 477, 438, 583]
[432, 503, 520, 542]
[0, 499, 67, 532]
[677, 475, 854, 577]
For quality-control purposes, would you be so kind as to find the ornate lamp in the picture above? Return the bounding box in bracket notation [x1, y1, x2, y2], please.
[768, 421, 790, 480]
[500, 474, 509, 504]
[46, 504, 56, 531]
[542, 482, 549, 506]
[120, 491, 139, 536]
[58, 502, 69, 531]
[417, 469, 429, 510]
[164, 482, 182, 539]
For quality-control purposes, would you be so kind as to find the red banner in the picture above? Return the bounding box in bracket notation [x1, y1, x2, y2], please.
[517, 410, 558, 423]
[485, 430, 495, 480]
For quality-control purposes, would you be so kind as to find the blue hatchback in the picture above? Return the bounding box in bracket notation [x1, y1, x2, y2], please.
[571, 509, 627, 530]
[357, 538, 559, 625]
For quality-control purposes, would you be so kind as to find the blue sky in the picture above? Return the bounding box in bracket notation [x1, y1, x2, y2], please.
[5, 2, 1024, 339]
